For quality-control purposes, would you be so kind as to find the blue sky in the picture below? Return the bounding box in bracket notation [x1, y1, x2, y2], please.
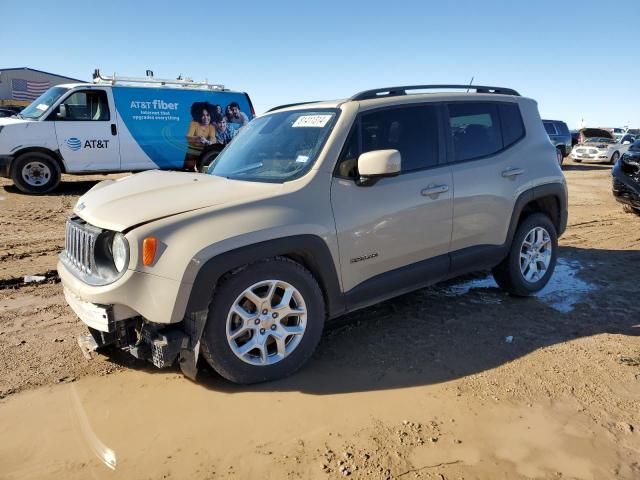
[2, 0, 639, 128]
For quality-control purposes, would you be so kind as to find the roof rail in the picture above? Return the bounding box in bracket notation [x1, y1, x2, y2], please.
[266, 101, 322, 113]
[91, 68, 227, 91]
[350, 84, 520, 101]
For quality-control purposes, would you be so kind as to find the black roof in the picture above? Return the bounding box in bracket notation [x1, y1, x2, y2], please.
[351, 84, 520, 101]
[0, 67, 83, 83]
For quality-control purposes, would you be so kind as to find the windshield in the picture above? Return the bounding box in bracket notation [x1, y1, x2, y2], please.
[19, 86, 69, 119]
[208, 109, 338, 182]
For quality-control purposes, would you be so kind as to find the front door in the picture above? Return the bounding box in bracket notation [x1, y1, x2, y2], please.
[52, 88, 120, 172]
[331, 103, 453, 301]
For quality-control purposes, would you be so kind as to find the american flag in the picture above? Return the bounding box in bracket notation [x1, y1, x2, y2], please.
[11, 78, 50, 101]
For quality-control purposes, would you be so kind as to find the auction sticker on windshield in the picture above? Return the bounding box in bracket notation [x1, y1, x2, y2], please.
[292, 115, 333, 128]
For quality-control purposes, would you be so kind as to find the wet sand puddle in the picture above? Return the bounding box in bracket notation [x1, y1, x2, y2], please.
[0, 368, 626, 480]
[438, 258, 596, 312]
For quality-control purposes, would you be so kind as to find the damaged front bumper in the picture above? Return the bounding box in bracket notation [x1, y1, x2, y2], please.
[64, 285, 207, 379]
[612, 158, 640, 209]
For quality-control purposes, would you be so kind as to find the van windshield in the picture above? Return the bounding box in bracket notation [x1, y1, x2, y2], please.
[209, 109, 338, 182]
[19, 86, 69, 119]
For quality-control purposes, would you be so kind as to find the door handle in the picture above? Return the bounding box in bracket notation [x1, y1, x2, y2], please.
[421, 184, 449, 197]
[111, 123, 117, 136]
[501, 167, 524, 178]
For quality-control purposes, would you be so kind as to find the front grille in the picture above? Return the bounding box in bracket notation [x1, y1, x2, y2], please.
[576, 148, 597, 154]
[64, 217, 100, 274]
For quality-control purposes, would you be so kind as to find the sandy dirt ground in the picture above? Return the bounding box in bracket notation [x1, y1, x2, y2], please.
[0, 161, 639, 479]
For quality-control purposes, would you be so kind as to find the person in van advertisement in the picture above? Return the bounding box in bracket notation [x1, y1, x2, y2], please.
[226, 101, 249, 129]
[214, 112, 236, 145]
[186, 101, 216, 147]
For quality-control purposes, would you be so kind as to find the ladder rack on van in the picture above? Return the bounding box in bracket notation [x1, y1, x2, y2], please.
[92, 69, 227, 91]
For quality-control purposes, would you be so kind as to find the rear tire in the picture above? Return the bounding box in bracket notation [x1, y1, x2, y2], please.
[556, 148, 564, 166]
[201, 257, 325, 384]
[11, 152, 61, 194]
[492, 213, 558, 296]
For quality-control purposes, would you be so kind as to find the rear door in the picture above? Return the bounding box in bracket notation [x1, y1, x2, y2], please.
[51, 88, 120, 172]
[447, 101, 528, 261]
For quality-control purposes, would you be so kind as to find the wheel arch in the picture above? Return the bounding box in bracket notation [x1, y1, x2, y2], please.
[181, 234, 345, 322]
[508, 183, 568, 246]
[11, 147, 67, 174]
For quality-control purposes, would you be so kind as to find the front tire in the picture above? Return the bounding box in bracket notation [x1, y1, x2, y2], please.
[492, 213, 558, 296]
[11, 152, 61, 194]
[201, 257, 325, 384]
[610, 151, 620, 165]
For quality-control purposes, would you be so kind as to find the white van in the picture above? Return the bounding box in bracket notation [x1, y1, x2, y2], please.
[0, 72, 255, 193]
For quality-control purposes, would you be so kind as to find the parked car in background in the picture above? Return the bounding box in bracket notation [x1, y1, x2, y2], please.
[612, 139, 640, 213]
[571, 135, 631, 164]
[542, 119, 571, 165]
[0, 108, 16, 118]
[611, 127, 627, 142]
[58, 84, 567, 384]
[0, 70, 255, 193]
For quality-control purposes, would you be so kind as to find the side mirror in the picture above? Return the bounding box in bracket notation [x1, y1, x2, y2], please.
[56, 104, 67, 119]
[357, 149, 401, 186]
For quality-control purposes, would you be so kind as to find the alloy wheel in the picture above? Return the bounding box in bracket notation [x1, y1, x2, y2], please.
[519, 226, 552, 283]
[226, 280, 307, 366]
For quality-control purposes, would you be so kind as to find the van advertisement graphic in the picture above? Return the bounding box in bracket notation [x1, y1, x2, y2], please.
[112, 86, 252, 169]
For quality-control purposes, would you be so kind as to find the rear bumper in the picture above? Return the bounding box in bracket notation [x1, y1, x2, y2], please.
[0, 155, 12, 178]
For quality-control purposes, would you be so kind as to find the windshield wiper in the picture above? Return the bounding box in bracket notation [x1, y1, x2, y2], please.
[231, 162, 264, 175]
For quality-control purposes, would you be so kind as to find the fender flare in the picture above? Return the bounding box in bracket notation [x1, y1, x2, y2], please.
[506, 182, 568, 246]
[182, 234, 345, 320]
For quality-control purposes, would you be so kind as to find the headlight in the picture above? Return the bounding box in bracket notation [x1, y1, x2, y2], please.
[112, 233, 128, 272]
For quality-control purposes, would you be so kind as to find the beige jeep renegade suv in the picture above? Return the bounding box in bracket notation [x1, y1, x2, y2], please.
[59, 85, 567, 384]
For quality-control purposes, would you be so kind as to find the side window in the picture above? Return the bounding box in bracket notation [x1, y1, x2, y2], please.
[335, 105, 440, 179]
[557, 122, 570, 135]
[449, 103, 502, 162]
[361, 105, 439, 173]
[543, 121, 557, 135]
[54, 90, 110, 121]
[500, 103, 525, 148]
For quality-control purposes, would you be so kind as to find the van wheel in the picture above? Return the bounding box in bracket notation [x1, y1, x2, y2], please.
[492, 213, 558, 296]
[11, 152, 61, 194]
[195, 150, 219, 173]
[200, 257, 325, 384]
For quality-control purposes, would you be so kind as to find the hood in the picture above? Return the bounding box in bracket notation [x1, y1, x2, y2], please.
[579, 128, 613, 140]
[75, 170, 283, 231]
[0, 117, 30, 127]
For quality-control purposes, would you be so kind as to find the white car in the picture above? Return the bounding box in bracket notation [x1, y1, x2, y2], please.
[571, 136, 632, 164]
